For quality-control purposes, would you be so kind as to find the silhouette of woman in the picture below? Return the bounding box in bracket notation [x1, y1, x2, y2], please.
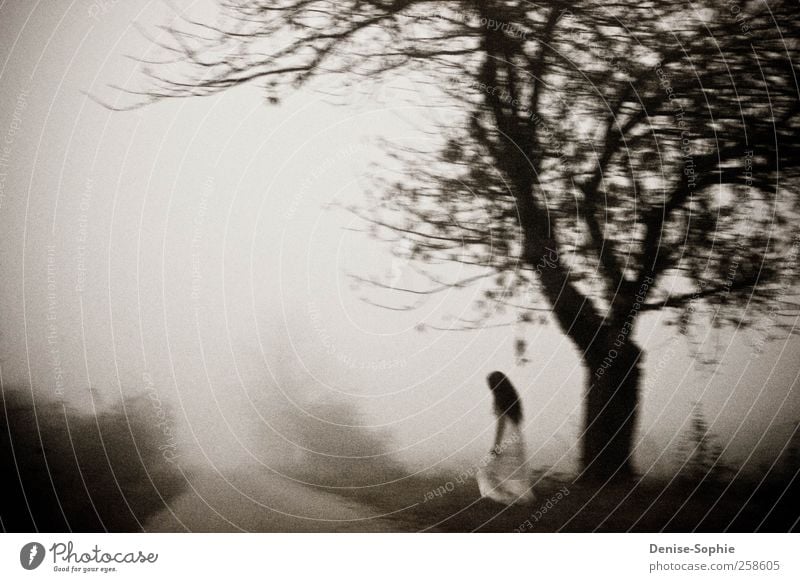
[476, 371, 536, 505]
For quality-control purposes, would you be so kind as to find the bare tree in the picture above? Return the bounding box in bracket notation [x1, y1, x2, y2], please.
[129, 0, 800, 481]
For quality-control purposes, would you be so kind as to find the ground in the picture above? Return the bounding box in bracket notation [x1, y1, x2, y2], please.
[349, 469, 800, 532]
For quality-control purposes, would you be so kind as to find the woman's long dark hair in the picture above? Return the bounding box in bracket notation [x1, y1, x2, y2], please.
[487, 371, 523, 424]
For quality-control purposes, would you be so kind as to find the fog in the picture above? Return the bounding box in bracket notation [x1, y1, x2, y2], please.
[1, 1, 798, 530]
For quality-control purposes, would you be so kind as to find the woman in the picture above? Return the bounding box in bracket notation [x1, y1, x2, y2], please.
[476, 371, 536, 505]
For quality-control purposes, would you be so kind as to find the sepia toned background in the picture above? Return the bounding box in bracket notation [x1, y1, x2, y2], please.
[1, 1, 798, 531]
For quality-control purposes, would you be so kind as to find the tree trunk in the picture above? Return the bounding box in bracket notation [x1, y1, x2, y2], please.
[516, 201, 646, 481]
[580, 337, 643, 481]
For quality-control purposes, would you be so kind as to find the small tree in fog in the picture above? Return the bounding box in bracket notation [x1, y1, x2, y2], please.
[677, 404, 727, 483]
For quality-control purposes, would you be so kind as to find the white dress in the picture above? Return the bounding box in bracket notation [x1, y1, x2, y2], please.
[476, 417, 536, 505]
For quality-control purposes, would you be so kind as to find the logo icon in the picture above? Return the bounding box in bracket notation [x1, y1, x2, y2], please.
[20, 542, 45, 570]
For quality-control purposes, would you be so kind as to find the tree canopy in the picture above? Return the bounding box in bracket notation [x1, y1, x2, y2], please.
[132, 0, 800, 479]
